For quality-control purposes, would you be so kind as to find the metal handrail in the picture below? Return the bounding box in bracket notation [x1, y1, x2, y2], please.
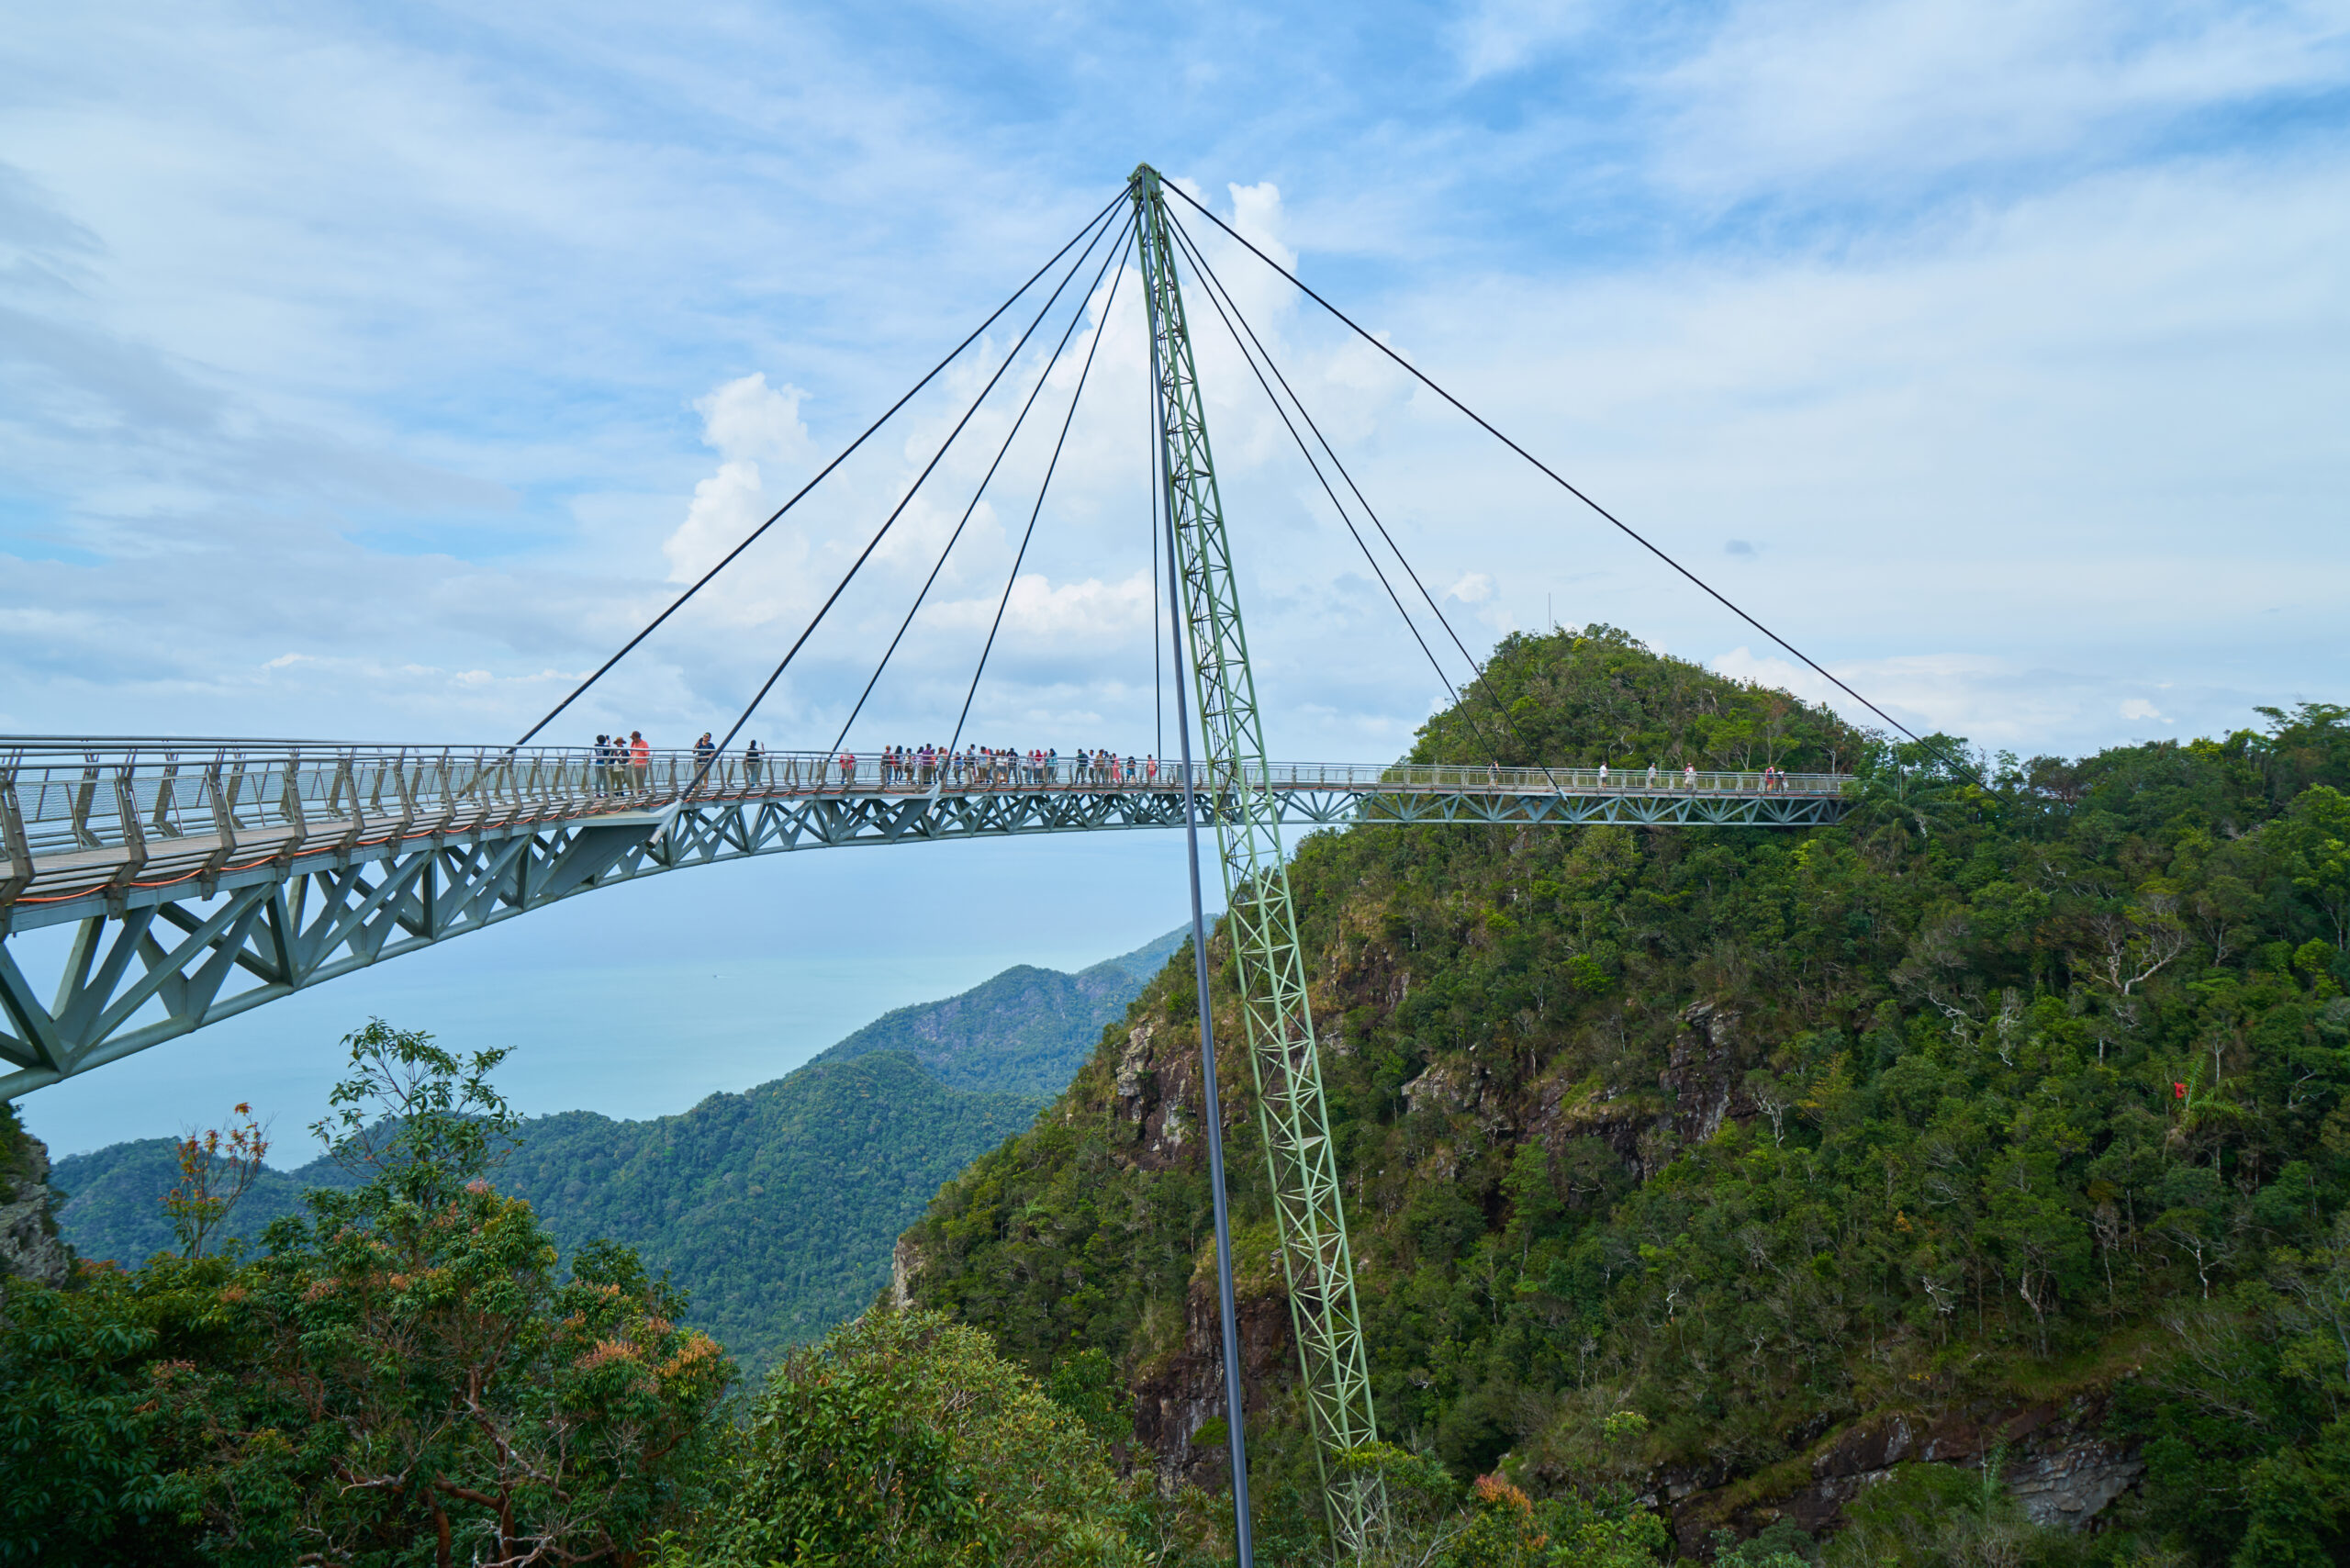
[0, 740, 1849, 869]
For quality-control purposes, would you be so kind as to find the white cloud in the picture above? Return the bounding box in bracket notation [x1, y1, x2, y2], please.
[925, 572, 1153, 643]
[659, 373, 822, 602]
[0, 0, 2340, 768]
[1653, 0, 2350, 196]
[1448, 571, 1494, 603]
[665, 459, 768, 584]
[695, 374, 811, 468]
[1453, 0, 1600, 80]
[1225, 181, 1298, 275]
[2120, 697, 2171, 723]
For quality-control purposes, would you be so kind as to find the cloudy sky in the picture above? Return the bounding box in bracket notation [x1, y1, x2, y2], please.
[7, 1, 2346, 1155]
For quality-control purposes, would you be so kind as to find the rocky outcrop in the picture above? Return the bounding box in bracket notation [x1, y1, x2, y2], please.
[890, 1236, 923, 1310]
[1677, 1394, 2143, 1552]
[0, 1117, 73, 1288]
[1129, 1264, 1292, 1488]
[1657, 1002, 1755, 1163]
[2003, 1439, 2144, 1530]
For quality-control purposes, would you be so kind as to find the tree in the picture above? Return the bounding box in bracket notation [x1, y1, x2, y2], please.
[0, 1258, 232, 1565]
[2278, 785, 2350, 950]
[687, 1307, 1134, 1568]
[162, 1103, 269, 1259]
[308, 1017, 521, 1204]
[178, 1023, 734, 1566]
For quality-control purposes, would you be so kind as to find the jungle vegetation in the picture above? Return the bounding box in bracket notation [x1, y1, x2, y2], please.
[43, 930, 1181, 1376]
[9, 627, 2349, 1565]
[2, 1029, 1157, 1568]
[899, 626, 2350, 1566]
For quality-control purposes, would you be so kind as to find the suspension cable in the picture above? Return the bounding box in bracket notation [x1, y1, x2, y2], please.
[1160, 181, 1966, 772]
[1166, 213, 1551, 779]
[514, 190, 1125, 748]
[1163, 216, 1530, 774]
[1149, 295, 1165, 764]
[946, 223, 1135, 756]
[828, 209, 1139, 758]
[691, 207, 1129, 788]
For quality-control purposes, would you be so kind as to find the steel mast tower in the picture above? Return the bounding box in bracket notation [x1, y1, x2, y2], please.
[1129, 163, 1382, 1554]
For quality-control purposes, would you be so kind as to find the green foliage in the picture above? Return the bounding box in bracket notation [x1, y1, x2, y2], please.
[1714, 1518, 1816, 1567]
[0, 1026, 733, 1566]
[1818, 1462, 2027, 1567]
[51, 936, 1185, 1374]
[897, 631, 2350, 1566]
[57, 1053, 1051, 1377]
[0, 1260, 227, 1564]
[309, 1018, 521, 1205]
[2277, 784, 2350, 951]
[684, 1307, 1136, 1567]
[1050, 1346, 1138, 1449]
[1338, 1447, 1667, 1568]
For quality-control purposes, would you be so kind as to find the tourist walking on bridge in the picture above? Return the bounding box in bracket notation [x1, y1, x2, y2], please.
[629, 731, 650, 791]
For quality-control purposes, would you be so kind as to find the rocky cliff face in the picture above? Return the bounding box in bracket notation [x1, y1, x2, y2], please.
[1064, 1006, 1284, 1484]
[1670, 1396, 2144, 1551]
[0, 1114, 73, 1288]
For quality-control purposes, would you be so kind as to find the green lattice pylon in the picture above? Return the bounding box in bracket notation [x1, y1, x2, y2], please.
[1129, 163, 1383, 1557]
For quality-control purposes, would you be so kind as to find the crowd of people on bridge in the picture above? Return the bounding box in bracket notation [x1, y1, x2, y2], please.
[849, 745, 1163, 790]
[582, 733, 1812, 799]
[581, 735, 1169, 796]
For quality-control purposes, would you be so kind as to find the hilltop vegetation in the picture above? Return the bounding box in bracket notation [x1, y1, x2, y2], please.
[899, 626, 2350, 1564]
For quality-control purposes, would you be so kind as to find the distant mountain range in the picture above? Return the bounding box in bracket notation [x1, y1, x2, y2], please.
[50, 926, 1186, 1375]
[810, 928, 1183, 1092]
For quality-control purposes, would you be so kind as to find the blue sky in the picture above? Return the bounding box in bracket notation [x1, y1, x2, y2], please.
[6, 0, 2347, 1156]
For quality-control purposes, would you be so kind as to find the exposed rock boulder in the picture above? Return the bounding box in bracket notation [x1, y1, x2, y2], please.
[1676, 1394, 2144, 1552]
[0, 1114, 73, 1288]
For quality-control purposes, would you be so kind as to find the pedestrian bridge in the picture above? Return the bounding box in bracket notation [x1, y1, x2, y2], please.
[0, 738, 1845, 1095]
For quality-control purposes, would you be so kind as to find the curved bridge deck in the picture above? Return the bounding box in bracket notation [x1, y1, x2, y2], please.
[0, 740, 1846, 1094]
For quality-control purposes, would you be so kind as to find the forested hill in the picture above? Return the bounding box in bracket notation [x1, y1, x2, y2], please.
[812, 927, 1185, 1092]
[49, 928, 1182, 1374]
[897, 625, 2350, 1564]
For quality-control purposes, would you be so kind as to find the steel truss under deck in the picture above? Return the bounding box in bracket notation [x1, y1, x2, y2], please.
[0, 739, 1844, 1099]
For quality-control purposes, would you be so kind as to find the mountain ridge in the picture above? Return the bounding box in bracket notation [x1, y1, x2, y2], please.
[49, 926, 1185, 1373]
[893, 628, 2350, 1562]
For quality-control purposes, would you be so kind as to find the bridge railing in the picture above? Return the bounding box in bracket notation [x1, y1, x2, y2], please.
[0, 740, 1849, 874]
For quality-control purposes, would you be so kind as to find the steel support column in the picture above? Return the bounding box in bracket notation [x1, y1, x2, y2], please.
[1133, 163, 1384, 1556]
